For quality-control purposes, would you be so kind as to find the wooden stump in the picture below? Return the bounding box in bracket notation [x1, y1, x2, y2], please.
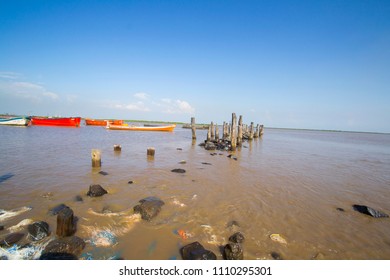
[91, 149, 101, 167]
[254, 124, 260, 138]
[191, 117, 196, 140]
[210, 122, 215, 141]
[231, 113, 237, 151]
[56, 207, 75, 237]
[207, 126, 211, 142]
[237, 115, 243, 147]
[147, 147, 155, 157]
[113, 144, 121, 152]
[249, 122, 254, 140]
[215, 123, 219, 141]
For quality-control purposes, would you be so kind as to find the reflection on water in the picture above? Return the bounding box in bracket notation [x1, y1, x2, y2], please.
[1, 125, 390, 259]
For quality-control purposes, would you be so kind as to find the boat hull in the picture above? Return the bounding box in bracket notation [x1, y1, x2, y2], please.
[107, 124, 176, 132]
[85, 119, 123, 126]
[31, 117, 81, 127]
[0, 117, 30, 126]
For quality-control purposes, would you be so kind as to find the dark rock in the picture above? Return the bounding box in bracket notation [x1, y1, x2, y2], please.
[336, 207, 345, 212]
[128, 180, 134, 184]
[180, 241, 217, 260]
[87, 184, 108, 197]
[352, 204, 389, 218]
[228, 232, 245, 243]
[226, 220, 240, 228]
[28, 221, 50, 241]
[99, 171, 109, 176]
[74, 195, 83, 202]
[210, 153, 217, 156]
[204, 142, 216, 151]
[177, 148, 183, 150]
[201, 162, 212, 165]
[41, 236, 85, 257]
[39, 252, 78, 260]
[0, 232, 25, 247]
[0, 225, 4, 231]
[133, 197, 165, 221]
[223, 242, 243, 260]
[48, 204, 69, 216]
[271, 252, 282, 260]
[198, 143, 206, 147]
[171, 168, 186, 174]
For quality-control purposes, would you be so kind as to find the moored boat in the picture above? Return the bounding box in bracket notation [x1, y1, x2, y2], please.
[0, 116, 31, 126]
[106, 123, 176, 132]
[31, 117, 81, 127]
[85, 118, 123, 126]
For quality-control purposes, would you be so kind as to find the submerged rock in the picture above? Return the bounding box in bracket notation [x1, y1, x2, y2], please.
[98, 171, 109, 176]
[133, 197, 165, 221]
[0, 225, 4, 231]
[48, 204, 69, 216]
[74, 195, 83, 202]
[180, 241, 217, 260]
[41, 236, 85, 257]
[271, 252, 282, 260]
[28, 221, 50, 241]
[39, 252, 78, 260]
[224, 242, 243, 260]
[171, 168, 186, 174]
[87, 184, 108, 197]
[0, 232, 25, 247]
[204, 142, 216, 150]
[228, 232, 245, 244]
[352, 204, 389, 218]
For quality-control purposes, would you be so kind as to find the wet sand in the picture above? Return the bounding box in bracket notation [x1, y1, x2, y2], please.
[1, 125, 390, 259]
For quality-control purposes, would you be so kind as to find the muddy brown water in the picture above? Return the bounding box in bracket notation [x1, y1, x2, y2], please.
[1, 125, 390, 259]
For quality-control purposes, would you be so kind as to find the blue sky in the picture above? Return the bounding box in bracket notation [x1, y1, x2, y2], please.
[1, 0, 389, 132]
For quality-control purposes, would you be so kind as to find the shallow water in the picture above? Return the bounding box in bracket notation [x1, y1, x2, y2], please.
[1, 124, 390, 260]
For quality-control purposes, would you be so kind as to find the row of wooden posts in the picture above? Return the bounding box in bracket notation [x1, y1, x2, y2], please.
[190, 113, 264, 150]
[90, 112, 263, 167]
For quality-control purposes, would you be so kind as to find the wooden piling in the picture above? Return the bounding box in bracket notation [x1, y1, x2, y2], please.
[147, 147, 155, 157]
[260, 125, 264, 137]
[210, 122, 215, 141]
[237, 115, 243, 147]
[249, 122, 254, 140]
[231, 113, 237, 151]
[215, 123, 219, 141]
[191, 117, 196, 140]
[223, 122, 227, 140]
[207, 125, 211, 142]
[113, 144, 121, 152]
[91, 149, 101, 167]
[56, 207, 75, 237]
[254, 124, 260, 138]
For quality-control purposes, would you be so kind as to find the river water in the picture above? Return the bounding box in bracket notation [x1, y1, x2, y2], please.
[1, 124, 390, 260]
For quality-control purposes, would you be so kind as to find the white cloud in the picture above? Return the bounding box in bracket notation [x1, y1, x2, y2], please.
[0, 72, 21, 79]
[134, 92, 149, 100]
[160, 99, 195, 114]
[114, 101, 150, 112]
[0, 79, 59, 101]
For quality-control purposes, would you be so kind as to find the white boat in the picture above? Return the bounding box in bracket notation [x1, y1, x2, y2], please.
[0, 116, 31, 126]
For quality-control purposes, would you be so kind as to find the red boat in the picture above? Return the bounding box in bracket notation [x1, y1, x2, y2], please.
[31, 117, 81, 127]
[85, 118, 123, 126]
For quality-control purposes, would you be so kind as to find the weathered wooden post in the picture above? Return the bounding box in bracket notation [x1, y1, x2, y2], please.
[231, 113, 237, 151]
[223, 122, 227, 140]
[56, 207, 75, 237]
[260, 125, 264, 137]
[249, 122, 254, 140]
[254, 124, 260, 138]
[113, 144, 121, 152]
[147, 147, 155, 157]
[91, 149, 101, 167]
[207, 125, 211, 142]
[191, 117, 196, 140]
[237, 115, 243, 147]
[210, 122, 215, 141]
[215, 123, 219, 141]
